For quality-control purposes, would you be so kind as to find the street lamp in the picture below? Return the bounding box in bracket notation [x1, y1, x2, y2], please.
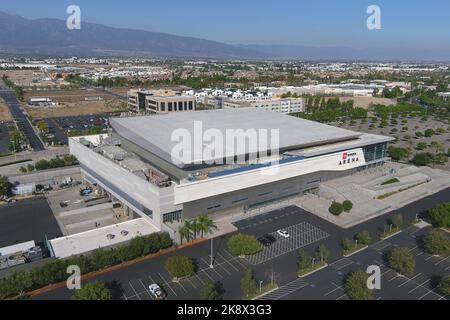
[210, 237, 214, 269]
[259, 281, 263, 292]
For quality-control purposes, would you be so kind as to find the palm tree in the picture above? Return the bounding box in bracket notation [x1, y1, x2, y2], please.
[197, 214, 217, 238]
[184, 220, 197, 240]
[178, 224, 191, 245]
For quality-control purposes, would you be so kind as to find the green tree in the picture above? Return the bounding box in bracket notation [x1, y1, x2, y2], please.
[342, 200, 353, 212]
[72, 281, 112, 300]
[178, 224, 191, 244]
[390, 213, 403, 229]
[388, 247, 415, 277]
[356, 230, 372, 246]
[329, 201, 344, 216]
[227, 234, 262, 256]
[341, 238, 353, 252]
[240, 269, 258, 299]
[200, 282, 221, 300]
[164, 256, 194, 280]
[411, 153, 432, 166]
[197, 214, 217, 238]
[428, 202, 450, 228]
[315, 244, 330, 263]
[422, 229, 450, 256]
[344, 270, 373, 300]
[424, 128, 435, 137]
[298, 249, 311, 272]
[0, 175, 9, 196]
[416, 142, 428, 151]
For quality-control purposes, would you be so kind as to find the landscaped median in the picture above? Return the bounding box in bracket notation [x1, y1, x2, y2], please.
[298, 260, 328, 277]
[248, 283, 278, 300]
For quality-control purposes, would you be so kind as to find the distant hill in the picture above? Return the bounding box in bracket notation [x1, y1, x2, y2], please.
[0, 11, 266, 59]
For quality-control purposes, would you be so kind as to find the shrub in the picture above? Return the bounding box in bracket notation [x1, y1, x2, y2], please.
[422, 229, 450, 256]
[356, 230, 372, 246]
[437, 276, 450, 296]
[424, 128, 435, 137]
[298, 249, 311, 273]
[344, 270, 373, 300]
[342, 200, 353, 212]
[165, 256, 195, 279]
[227, 234, 262, 256]
[341, 238, 353, 252]
[329, 202, 344, 216]
[412, 153, 432, 166]
[72, 281, 112, 300]
[388, 247, 415, 277]
[428, 202, 450, 228]
[381, 178, 400, 185]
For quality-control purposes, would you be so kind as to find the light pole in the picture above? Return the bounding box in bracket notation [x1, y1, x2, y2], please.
[210, 237, 214, 269]
[259, 281, 263, 293]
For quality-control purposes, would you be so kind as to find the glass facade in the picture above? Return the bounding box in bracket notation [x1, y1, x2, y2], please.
[363, 142, 388, 163]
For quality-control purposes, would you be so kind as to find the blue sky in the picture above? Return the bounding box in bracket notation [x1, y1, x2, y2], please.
[1, 0, 449, 49]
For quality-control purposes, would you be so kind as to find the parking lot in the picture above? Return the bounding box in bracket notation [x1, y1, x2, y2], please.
[35, 115, 109, 146]
[122, 249, 249, 300]
[260, 225, 449, 300]
[246, 222, 329, 265]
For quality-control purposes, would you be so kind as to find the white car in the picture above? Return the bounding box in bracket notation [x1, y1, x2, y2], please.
[149, 284, 166, 300]
[277, 230, 290, 238]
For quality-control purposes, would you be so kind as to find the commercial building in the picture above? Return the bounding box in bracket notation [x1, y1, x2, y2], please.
[222, 97, 304, 114]
[70, 108, 393, 241]
[127, 89, 196, 114]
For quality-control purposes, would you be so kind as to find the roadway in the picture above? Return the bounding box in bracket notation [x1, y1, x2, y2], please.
[31, 187, 450, 300]
[0, 81, 45, 151]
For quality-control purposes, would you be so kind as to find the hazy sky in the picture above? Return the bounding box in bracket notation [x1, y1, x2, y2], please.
[1, 0, 449, 49]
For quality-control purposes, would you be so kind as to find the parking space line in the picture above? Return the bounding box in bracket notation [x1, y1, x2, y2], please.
[408, 279, 430, 294]
[199, 268, 217, 282]
[201, 258, 224, 278]
[194, 273, 206, 285]
[185, 277, 198, 289]
[398, 273, 422, 287]
[336, 293, 347, 300]
[216, 252, 240, 272]
[223, 250, 247, 268]
[176, 279, 188, 293]
[324, 282, 344, 296]
[157, 272, 178, 297]
[388, 274, 401, 282]
[435, 256, 450, 266]
[129, 281, 141, 301]
[139, 279, 153, 299]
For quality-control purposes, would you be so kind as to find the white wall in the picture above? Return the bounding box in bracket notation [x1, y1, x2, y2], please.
[174, 148, 366, 204]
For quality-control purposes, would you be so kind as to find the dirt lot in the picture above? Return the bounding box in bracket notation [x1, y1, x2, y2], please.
[26, 99, 127, 118]
[1, 69, 55, 87]
[0, 97, 12, 121]
[24, 89, 117, 103]
[328, 96, 397, 109]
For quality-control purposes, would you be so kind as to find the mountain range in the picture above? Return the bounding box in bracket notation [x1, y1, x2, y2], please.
[0, 11, 448, 61]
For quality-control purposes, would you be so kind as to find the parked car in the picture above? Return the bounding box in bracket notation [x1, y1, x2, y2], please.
[277, 230, 290, 238]
[148, 284, 166, 300]
[79, 187, 93, 196]
[258, 234, 277, 247]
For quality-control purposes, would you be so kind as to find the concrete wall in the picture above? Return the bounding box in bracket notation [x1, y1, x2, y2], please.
[70, 137, 172, 230]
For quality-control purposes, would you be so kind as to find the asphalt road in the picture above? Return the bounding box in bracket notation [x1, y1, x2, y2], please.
[0, 82, 45, 151]
[32, 187, 450, 300]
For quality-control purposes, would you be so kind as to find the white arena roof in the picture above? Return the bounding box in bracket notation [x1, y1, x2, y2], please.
[110, 108, 362, 168]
